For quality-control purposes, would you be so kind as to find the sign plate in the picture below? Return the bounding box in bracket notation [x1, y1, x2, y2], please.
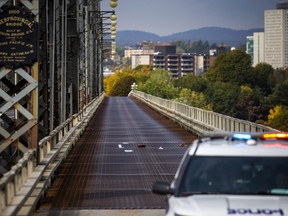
[0, 6, 38, 69]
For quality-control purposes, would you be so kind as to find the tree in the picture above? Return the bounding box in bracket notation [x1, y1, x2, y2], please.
[138, 69, 179, 99]
[205, 49, 253, 86]
[175, 88, 212, 110]
[104, 71, 119, 96]
[110, 76, 136, 96]
[174, 74, 207, 92]
[170, 40, 215, 54]
[266, 79, 288, 107]
[267, 105, 288, 131]
[104, 66, 152, 96]
[235, 86, 263, 121]
[204, 82, 240, 117]
[252, 63, 274, 96]
[132, 65, 152, 84]
[134, 65, 153, 71]
[270, 68, 288, 87]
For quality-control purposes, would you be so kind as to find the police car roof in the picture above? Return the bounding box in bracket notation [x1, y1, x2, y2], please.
[189, 132, 288, 157]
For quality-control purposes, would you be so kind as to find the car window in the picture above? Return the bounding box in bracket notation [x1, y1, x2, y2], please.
[179, 156, 288, 196]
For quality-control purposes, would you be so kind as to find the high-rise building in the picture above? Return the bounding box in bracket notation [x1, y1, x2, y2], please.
[246, 36, 254, 64]
[264, 3, 288, 68]
[247, 33, 265, 66]
[253, 32, 265, 66]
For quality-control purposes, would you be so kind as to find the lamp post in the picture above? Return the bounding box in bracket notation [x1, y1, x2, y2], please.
[131, 83, 138, 91]
[88, 8, 117, 90]
[110, 0, 118, 8]
[89, 9, 117, 60]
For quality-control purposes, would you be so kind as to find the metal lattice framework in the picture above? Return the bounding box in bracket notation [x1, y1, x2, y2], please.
[0, 0, 39, 173]
[0, 0, 112, 175]
[0, 68, 38, 152]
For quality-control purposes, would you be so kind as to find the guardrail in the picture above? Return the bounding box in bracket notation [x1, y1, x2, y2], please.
[0, 93, 105, 216]
[129, 90, 278, 135]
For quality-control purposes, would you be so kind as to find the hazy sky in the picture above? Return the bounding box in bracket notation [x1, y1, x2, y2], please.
[101, 0, 278, 36]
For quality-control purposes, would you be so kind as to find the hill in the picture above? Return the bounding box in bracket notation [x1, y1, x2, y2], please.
[116, 30, 160, 46]
[116, 27, 263, 47]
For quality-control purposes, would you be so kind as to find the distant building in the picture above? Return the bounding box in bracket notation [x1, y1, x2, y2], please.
[125, 49, 143, 58]
[194, 55, 211, 76]
[209, 49, 217, 56]
[264, 3, 288, 68]
[154, 44, 176, 55]
[246, 36, 254, 64]
[166, 54, 179, 77]
[253, 32, 265, 66]
[125, 48, 154, 58]
[131, 54, 153, 69]
[153, 53, 166, 70]
[180, 54, 194, 76]
[216, 43, 231, 55]
[130, 44, 214, 77]
[153, 53, 211, 77]
[246, 32, 265, 66]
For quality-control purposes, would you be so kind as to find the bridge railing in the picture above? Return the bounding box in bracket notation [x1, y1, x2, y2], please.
[0, 93, 105, 216]
[129, 90, 278, 135]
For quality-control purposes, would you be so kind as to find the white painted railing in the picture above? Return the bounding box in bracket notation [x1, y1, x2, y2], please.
[129, 90, 278, 135]
[0, 93, 105, 216]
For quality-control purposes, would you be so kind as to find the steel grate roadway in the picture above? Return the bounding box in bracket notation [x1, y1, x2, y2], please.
[39, 97, 197, 210]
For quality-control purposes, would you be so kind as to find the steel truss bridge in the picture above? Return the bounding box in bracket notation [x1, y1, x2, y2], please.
[0, 0, 114, 175]
[0, 1, 279, 215]
[0, 0, 116, 214]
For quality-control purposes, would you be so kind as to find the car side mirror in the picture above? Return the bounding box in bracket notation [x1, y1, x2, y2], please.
[152, 181, 174, 195]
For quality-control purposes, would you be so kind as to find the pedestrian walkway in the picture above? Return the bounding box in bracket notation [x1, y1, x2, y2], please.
[35, 97, 197, 212]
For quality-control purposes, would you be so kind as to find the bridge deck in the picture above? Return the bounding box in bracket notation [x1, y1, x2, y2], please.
[38, 97, 197, 210]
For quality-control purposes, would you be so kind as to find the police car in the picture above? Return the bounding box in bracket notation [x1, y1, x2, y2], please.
[152, 132, 288, 216]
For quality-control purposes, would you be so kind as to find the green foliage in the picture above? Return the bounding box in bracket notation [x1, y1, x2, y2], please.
[104, 47, 288, 129]
[267, 105, 288, 131]
[174, 74, 208, 92]
[138, 69, 179, 99]
[235, 86, 263, 121]
[104, 67, 151, 96]
[110, 76, 136, 96]
[269, 69, 288, 88]
[134, 64, 153, 71]
[175, 88, 212, 110]
[265, 79, 288, 107]
[252, 63, 274, 96]
[132, 65, 152, 84]
[204, 82, 240, 117]
[205, 49, 253, 86]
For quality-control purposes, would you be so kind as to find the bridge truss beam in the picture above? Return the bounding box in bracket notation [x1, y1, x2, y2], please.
[0, 0, 106, 176]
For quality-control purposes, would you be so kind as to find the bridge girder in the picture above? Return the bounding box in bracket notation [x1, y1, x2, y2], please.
[0, 0, 107, 176]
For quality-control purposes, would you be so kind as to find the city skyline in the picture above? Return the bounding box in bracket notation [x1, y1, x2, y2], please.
[101, 0, 278, 36]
